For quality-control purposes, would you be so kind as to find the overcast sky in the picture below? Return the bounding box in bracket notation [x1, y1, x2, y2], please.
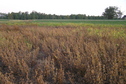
[0, 0, 126, 16]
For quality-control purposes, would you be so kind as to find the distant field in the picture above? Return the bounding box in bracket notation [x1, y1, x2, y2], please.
[0, 19, 126, 28]
[0, 19, 126, 84]
[33, 19, 126, 25]
[0, 19, 126, 25]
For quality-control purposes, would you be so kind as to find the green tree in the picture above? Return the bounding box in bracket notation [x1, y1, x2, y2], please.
[102, 6, 122, 19]
[70, 14, 76, 19]
[8, 12, 14, 19]
[117, 10, 123, 19]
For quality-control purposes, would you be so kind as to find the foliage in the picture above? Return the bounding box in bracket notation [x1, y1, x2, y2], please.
[0, 21, 126, 84]
[0, 11, 105, 20]
[102, 6, 123, 19]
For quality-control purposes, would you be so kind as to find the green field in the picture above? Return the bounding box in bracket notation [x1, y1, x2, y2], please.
[0, 19, 126, 29]
[0, 19, 126, 84]
[0, 19, 126, 25]
[33, 19, 126, 24]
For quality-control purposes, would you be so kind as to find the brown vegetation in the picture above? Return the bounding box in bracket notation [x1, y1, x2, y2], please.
[0, 24, 126, 84]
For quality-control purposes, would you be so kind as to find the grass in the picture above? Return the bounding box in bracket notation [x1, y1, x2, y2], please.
[0, 20, 126, 84]
[1, 19, 126, 26]
[1, 20, 124, 30]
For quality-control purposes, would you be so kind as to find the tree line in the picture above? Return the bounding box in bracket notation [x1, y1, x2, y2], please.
[0, 11, 105, 20]
[0, 6, 123, 20]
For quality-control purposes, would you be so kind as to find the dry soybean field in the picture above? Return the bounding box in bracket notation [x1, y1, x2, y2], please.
[0, 19, 126, 84]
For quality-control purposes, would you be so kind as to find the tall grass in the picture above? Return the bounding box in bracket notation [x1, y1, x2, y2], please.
[0, 23, 126, 84]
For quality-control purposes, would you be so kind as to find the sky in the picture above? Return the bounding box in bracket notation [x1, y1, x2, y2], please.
[0, 0, 126, 16]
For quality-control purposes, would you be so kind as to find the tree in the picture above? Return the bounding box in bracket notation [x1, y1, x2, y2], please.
[117, 10, 123, 19]
[102, 6, 123, 19]
[8, 12, 14, 19]
[0, 13, 7, 19]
